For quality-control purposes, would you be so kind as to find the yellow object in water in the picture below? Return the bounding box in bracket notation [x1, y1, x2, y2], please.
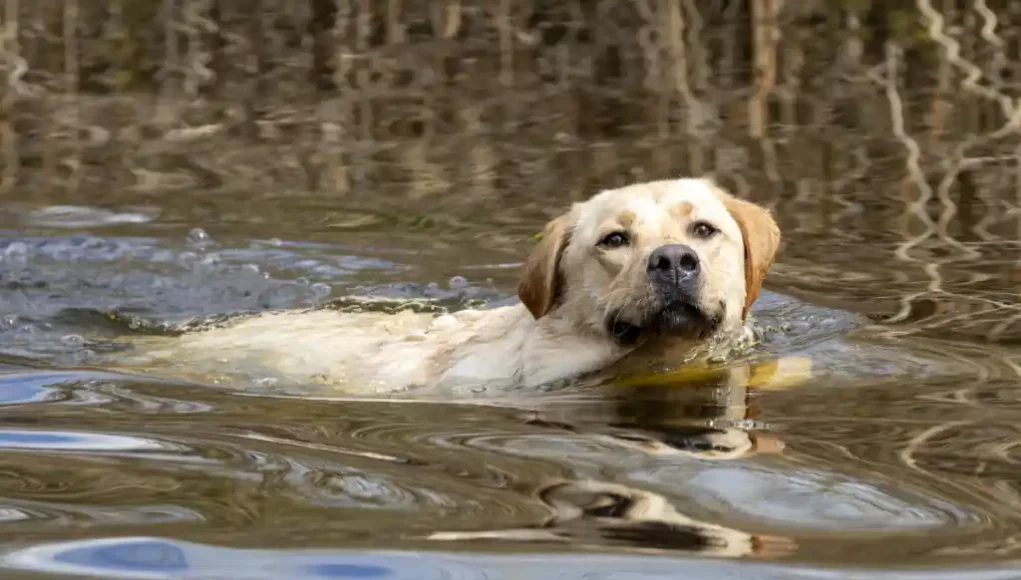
[746, 356, 813, 390]
[614, 356, 813, 391]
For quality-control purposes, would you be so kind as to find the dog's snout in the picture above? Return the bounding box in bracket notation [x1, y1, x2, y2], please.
[647, 244, 699, 276]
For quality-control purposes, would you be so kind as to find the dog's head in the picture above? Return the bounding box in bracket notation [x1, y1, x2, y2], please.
[518, 178, 780, 345]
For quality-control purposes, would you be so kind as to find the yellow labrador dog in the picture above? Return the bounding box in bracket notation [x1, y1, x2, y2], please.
[115, 178, 780, 393]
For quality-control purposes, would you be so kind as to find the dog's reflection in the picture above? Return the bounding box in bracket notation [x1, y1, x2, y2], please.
[598, 425, 783, 459]
[427, 479, 796, 558]
[528, 356, 801, 460]
[428, 359, 804, 557]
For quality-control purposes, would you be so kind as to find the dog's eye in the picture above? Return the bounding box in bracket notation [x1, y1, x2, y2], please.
[597, 231, 630, 248]
[691, 222, 718, 239]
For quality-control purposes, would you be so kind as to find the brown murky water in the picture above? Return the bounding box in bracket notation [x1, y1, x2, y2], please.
[5, 1, 1021, 578]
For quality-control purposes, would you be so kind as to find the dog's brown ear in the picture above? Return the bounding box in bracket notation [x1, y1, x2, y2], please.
[518, 214, 572, 319]
[717, 189, 781, 319]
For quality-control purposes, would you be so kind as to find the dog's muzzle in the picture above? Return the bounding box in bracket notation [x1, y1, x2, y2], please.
[607, 244, 720, 344]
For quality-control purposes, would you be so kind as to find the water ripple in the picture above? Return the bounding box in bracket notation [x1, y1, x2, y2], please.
[5, 537, 1021, 580]
[0, 430, 169, 452]
[23, 206, 157, 228]
[0, 372, 69, 406]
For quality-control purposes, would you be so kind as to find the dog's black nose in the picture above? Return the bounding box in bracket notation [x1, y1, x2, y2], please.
[647, 244, 699, 276]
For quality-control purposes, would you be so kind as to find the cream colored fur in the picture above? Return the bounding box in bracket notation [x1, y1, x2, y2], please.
[113, 178, 781, 393]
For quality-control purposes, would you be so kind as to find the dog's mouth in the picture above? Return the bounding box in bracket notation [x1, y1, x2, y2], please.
[608, 299, 722, 345]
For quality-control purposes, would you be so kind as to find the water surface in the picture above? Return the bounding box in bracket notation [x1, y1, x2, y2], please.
[5, 2, 1021, 578]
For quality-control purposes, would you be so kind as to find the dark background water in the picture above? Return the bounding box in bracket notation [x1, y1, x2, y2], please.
[4, 1, 1021, 578]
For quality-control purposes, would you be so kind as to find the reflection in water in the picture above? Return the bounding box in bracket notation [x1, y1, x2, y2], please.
[3, 0, 1021, 577]
[0, 359, 1014, 572]
[0, 373, 66, 406]
[532, 365, 994, 539]
[0, 430, 168, 452]
[428, 479, 798, 559]
[10, 536, 1021, 580]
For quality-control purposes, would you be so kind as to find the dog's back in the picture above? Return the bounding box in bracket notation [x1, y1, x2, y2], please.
[111, 308, 442, 392]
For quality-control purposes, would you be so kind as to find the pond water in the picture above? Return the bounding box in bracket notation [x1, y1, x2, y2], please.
[4, 160, 1021, 579]
[5, 2, 1021, 578]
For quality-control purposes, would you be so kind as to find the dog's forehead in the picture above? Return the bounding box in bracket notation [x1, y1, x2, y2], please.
[578, 179, 731, 228]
